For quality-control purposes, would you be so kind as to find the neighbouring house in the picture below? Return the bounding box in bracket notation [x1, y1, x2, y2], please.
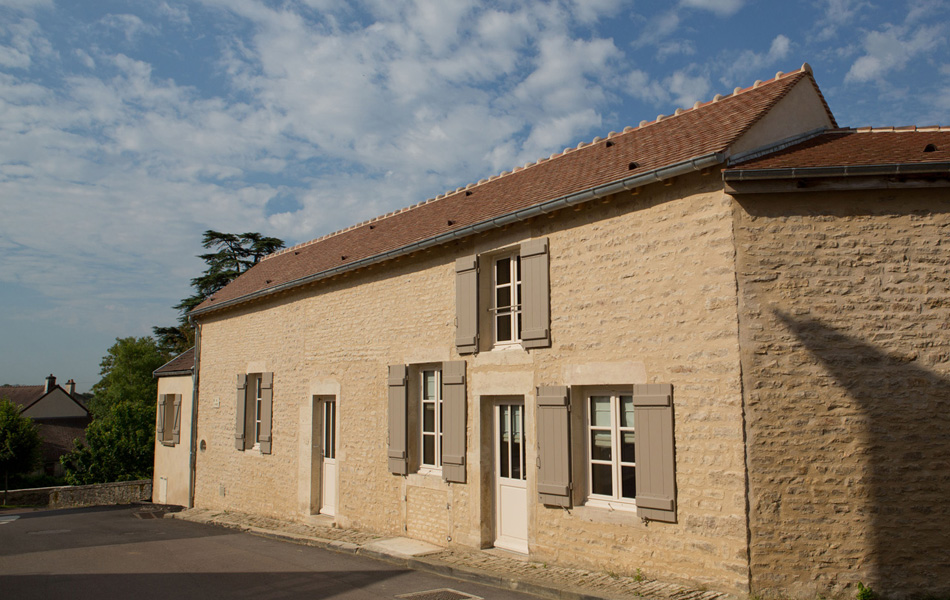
[158, 64, 950, 599]
[152, 347, 195, 507]
[3, 375, 91, 475]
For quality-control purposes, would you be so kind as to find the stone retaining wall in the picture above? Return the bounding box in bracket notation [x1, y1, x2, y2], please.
[3, 480, 152, 509]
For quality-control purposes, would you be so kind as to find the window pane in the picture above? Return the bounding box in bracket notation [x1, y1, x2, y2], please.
[620, 395, 635, 428]
[621, 431, 636, 463]
[515, 255, 521, 280]
[499, 412, 509, 479]
[423, 402, 435, 432]
[496, 313, 512, 341]
[423, 435, 435, 466]
[423, 371, 437, 400]
[496, 286, 511, 309]
[590, 396, 612, 427]
[621, 466, 637, 500]
[512, 405, 521, 439]
[511, 437, 522, 480]
[591, 463, 613, 496]
[590, 430, 612, 461]
[495, 257, 510, 284]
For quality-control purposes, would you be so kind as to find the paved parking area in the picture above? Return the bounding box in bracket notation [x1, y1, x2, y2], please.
[0, 505, 540, 600]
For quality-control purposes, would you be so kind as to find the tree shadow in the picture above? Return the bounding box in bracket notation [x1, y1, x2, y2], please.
[771, 310, 950, 597]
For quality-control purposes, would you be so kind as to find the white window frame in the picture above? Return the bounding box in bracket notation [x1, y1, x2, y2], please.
[491, 252, 522, 348]
[585, 389, 637, 511]
[419, 368, 443, 473]
[251, 373, 263, 450]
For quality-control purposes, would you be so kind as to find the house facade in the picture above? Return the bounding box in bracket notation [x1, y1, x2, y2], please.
[164, 65, 950, 599]
[152, 347, 195, 507]
[4, 374, 91, 475]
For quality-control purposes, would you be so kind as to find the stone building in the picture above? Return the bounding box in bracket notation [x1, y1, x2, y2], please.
[158, 64, 950, 599]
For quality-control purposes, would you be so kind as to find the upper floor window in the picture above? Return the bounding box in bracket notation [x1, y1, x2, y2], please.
[235, 372, 273, 454]
[492, 254, 522, 346]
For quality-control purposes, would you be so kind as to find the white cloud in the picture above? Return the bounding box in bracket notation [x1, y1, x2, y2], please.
[100, 14, 158, 43]
[569, 0, 626, 24]
[813, 0, 869, 41]
[721, 34, 792, 84]
[679, 0, 745, 16]
[845, 23, 945, 82]
[626, 67, 710, 109]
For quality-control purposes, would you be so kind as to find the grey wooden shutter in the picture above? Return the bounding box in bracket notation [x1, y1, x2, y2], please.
[633, 383, 676, 522]
[157, 394, 167, 441]
[172, 394, 182, 445]
[455, 255, 479, 355]
[388, 365, 409, 475]
[536, 385, 571, 507]
[521, 238, 550, 349]
[235, 374, 247, 451]
[259, 372, 274, 454]
[441, 361, 467, 483]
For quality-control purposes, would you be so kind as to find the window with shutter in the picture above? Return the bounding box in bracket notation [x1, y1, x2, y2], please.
[171, 394, 182, 446]
[536, 385, 571, 507]
[236, 373, 275, 454]
[157, 394, 167, 443]
[633, 383, 676, 523]
[388, 365, 409, 475]
[441, 361, 467, 483]
[520, 238, 550, 349]
[584, 389, 636, 509]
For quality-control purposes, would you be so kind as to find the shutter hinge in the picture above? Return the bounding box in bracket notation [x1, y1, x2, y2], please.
[536, 456, 541, 468]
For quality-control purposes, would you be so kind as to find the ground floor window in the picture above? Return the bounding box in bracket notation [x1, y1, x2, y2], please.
[587, 391, 636, 506]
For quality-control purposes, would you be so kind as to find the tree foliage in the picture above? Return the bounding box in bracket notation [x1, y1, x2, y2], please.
[61, 337, 169, 484]
[0, 397, 41, 500]
[154, 230, 284, 355]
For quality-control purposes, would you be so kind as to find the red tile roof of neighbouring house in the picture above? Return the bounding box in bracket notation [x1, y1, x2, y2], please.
[726, 127, 950, 172]
[154, 347, 196, 377]
[193, 65, 834, 316]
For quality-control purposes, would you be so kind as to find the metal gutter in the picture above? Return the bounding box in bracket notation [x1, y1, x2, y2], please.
[723, 161, 950, 181]
[191, 152, 726, 318]
[725, 127, 830, 166]
[188, 320, 200, 509]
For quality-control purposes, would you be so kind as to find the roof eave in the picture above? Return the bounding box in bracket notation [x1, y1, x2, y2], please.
[192, 151, 727, 318]
[723, 162, 950, 182]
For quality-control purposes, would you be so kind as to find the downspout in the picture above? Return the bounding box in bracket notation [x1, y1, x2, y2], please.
[188, 319, 201, 509]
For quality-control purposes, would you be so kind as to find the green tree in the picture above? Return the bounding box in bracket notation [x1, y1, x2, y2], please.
[0, 397, 41, 503]
[61, 337, 169, 484]
[154, 230, 284, 355]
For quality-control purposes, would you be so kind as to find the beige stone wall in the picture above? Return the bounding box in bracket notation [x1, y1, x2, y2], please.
[193, 171, 750, 595]
[734, 189, 950, 599]
[153, 375, 193, 507]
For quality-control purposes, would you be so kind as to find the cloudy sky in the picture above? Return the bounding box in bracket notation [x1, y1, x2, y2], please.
[1, 0, 948, 392]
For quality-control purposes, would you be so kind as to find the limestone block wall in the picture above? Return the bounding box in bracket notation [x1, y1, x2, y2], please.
[734, 189, 950, 599]
[193, 171, 749, 596]
[154, 375, 193, 507]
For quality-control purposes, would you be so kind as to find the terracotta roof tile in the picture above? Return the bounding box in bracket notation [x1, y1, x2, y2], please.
[728, 127, 950, 170]
[154, 347, 195, 377]
[1, 385, 45, 410]
[196, 67, 824, 315]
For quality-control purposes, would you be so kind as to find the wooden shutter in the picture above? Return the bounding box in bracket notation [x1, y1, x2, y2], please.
[441, 361, 467, 483]
[455, 255, 479, 355]
[388, 365, 409, 475]
[633, 383, 676, 522]
[521, 238, 550, 349]
[157, 394, 167, 441]
[235, 374, 247, 451]
[536, 385, 571, 507]
[259, 372, 274, 454]
[172, 394, 182, 445]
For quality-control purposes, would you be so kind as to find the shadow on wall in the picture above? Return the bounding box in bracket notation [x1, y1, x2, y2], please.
[773, 310, 950, 596]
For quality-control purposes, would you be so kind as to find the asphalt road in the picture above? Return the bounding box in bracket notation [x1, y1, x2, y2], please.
[0, 505, 537, 600]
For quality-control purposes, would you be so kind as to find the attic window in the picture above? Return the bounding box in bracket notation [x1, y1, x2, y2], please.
[265, 279, 272, 284]
[294, 251, 300, 255]
[465, 190, 473, 196]
[605, 141, 615, 148]
[369, 224, 376, 229]
[628, 161, 639, 170]
[924, 143, 937, 152]
[447, 220, 456, 226]
[341, 255, 347, 260]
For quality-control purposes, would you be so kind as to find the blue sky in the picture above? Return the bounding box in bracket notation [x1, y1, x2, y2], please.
[1, 0, 948, 392]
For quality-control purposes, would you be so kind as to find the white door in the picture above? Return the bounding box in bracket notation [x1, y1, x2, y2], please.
[495, 403, 528, 553]
[320, 400, 337, 516]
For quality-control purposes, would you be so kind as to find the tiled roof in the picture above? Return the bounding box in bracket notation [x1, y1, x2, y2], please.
[727, 127, 950, 171]
[154, 347, 195, 377]
[195, 66, 828, 316]
[1, 385, 45, 410]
